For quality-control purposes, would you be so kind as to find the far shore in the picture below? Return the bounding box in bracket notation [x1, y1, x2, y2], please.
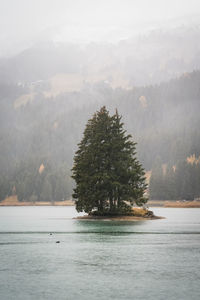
[1, 196, 200, 208]
[0, 196, 74, 206]
[149, 200, 200, 208]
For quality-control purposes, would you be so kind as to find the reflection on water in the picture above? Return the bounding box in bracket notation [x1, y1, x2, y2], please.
[0, 207, 200, 300]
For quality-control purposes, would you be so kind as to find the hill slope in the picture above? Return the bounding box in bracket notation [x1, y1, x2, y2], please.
[0, 70, 199, 201]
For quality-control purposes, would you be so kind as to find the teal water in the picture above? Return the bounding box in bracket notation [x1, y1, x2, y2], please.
[0, 207, 200, 300]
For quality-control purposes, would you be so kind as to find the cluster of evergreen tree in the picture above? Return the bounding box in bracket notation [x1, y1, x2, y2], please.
[72, 107, 147, 214]
[149, 158, 200, 200]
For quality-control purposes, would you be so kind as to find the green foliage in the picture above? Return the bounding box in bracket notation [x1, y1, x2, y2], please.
[72, 107, 147, 214]
[149, 157, 164, 200]
[0, 175, 11, 201]
[40, 178, 53, 202]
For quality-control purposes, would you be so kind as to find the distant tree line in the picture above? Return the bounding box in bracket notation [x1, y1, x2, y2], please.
[149, 157, 200, 200]
[0, 71, 200, 201]
[0, 159, 72, 202]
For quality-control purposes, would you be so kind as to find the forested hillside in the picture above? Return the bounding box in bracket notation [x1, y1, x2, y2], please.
[0, 70, 200, 201]
[1, 25, 200, 89]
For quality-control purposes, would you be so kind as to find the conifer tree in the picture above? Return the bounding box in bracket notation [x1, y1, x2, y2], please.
[72, 107, 147, 215]
[149, 157, 164, 200]
[40, 178, 53, 203]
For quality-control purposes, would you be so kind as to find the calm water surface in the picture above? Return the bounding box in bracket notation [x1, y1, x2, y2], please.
[0, 207, 200, 300]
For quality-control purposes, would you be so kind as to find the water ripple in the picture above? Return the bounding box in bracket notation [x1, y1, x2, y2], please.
[0, 231, 200, 235]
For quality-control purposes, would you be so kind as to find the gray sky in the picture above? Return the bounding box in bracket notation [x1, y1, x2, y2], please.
[0, 0, 200, 56]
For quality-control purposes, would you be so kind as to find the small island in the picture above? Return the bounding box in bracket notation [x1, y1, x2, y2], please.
[75, 207, 163, 221]
[72, 107, 162, 220]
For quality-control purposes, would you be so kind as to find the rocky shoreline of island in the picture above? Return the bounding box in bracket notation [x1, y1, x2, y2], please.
[75, 207, 164, 221]
[75, 214, 164, 221]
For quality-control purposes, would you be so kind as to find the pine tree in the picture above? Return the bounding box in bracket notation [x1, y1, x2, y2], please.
[149, 157, 164, 200]
[40, 178, 53, 203]
[72, 107, 147, 215]
[163, 165, 176, 200]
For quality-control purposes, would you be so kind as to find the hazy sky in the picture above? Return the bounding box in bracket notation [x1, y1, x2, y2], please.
[0, 0, 200, 56]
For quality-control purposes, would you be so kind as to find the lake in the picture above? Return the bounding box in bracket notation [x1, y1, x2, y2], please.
[0, 207, 200, 300]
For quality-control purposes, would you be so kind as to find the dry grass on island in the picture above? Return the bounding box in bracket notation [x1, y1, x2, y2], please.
[75, 207, 164, 221]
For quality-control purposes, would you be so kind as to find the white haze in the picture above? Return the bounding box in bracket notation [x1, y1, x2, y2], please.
[0, 0, 200, 56]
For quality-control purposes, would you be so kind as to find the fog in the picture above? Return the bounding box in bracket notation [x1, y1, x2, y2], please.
[1, 5, 200, 300]
[1, 0, 200, 56]
[0, 0, 200, 203]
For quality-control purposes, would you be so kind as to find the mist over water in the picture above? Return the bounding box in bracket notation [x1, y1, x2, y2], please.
[0, 207, 200, 300]
[0, 1, 200, 299]
[1, 1, 200, 203]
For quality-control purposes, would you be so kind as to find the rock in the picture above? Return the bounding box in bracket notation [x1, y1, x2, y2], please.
[56, 241, 60, 243]
[145, 210, 154, 217]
